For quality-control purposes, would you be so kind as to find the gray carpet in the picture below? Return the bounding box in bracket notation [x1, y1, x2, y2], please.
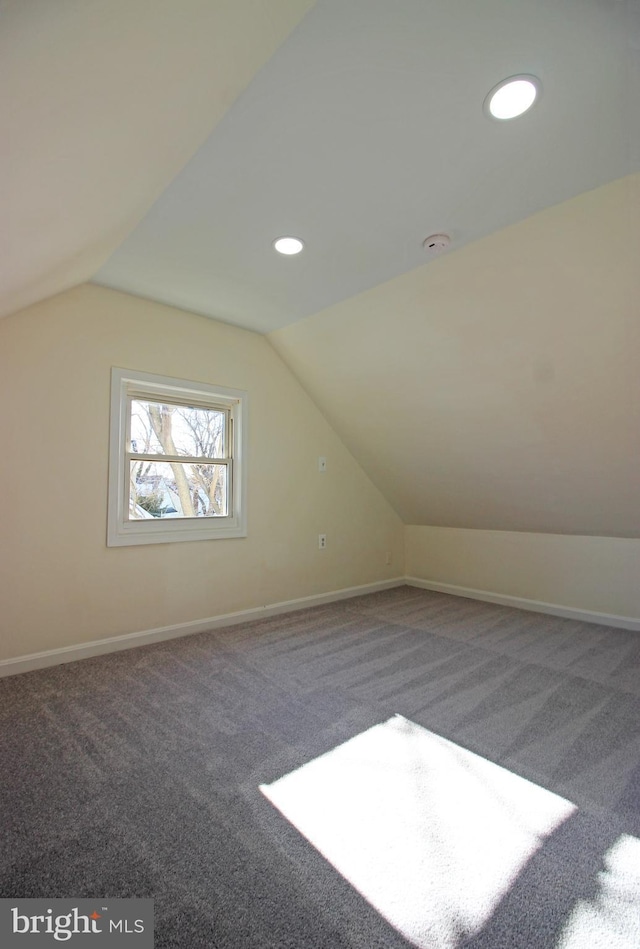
[1, 585, 639, 947]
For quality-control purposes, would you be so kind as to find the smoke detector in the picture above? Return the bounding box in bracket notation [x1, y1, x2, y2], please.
[422, 233, 451, 254]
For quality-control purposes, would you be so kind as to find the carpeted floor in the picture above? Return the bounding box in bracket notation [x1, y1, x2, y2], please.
[1, 586, 639, 947]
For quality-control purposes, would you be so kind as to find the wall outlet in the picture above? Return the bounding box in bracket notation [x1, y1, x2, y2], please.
[318, 456, 327, 472]
[318, 533, 327, 549]
[385, 551, 392, 565]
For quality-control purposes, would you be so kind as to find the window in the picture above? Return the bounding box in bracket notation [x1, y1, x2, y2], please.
[107, 368, 247, 546]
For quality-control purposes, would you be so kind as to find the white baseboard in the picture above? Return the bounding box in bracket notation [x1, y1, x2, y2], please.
[3, 574, 638, 678]
[405, 577, 640, 632]
[0, 578, 405, 678]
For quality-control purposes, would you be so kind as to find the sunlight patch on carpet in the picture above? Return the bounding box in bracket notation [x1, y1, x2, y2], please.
[556, 833, 640, 949]
[260, 715, 576, 948]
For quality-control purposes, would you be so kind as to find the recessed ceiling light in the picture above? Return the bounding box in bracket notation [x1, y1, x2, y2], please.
[484, 75, 541, 120]
[273, 236, 304, 255]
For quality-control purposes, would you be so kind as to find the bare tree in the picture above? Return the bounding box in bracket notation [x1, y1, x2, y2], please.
[148, 404, 195, 517]
[130, 401, 227, 518]
[176, 407, 226, 515]
[130, 406, 158, 514]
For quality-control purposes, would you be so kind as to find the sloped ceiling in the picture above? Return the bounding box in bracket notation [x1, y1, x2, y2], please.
[1, 0, 314, 318]
[4, 1, 640, 538]
[94, 0, 640, 331]
[270, 175, 640, 537]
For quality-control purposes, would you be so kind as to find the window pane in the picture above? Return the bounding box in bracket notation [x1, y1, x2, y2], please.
[129, 461, 228, 519]
[130, 400, 226, 458]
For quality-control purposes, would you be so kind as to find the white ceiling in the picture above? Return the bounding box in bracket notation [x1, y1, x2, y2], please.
[4, 0, 639, 538]
[94, 0, 640, 332]
[1, 0, 313, 319]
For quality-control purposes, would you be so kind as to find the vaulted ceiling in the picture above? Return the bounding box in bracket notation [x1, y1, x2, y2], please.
[94, 0, 640, 332]
[1, 0, 314, 319]
[271, 174, 640, 537]
[4, 0, 640, 536]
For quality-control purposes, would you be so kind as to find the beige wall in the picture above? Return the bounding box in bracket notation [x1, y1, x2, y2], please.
[406, 526, 640, 619]
[0, 284, 404, 662]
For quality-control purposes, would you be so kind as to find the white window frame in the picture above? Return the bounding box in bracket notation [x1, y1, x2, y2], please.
[107, 368, 247, 546]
